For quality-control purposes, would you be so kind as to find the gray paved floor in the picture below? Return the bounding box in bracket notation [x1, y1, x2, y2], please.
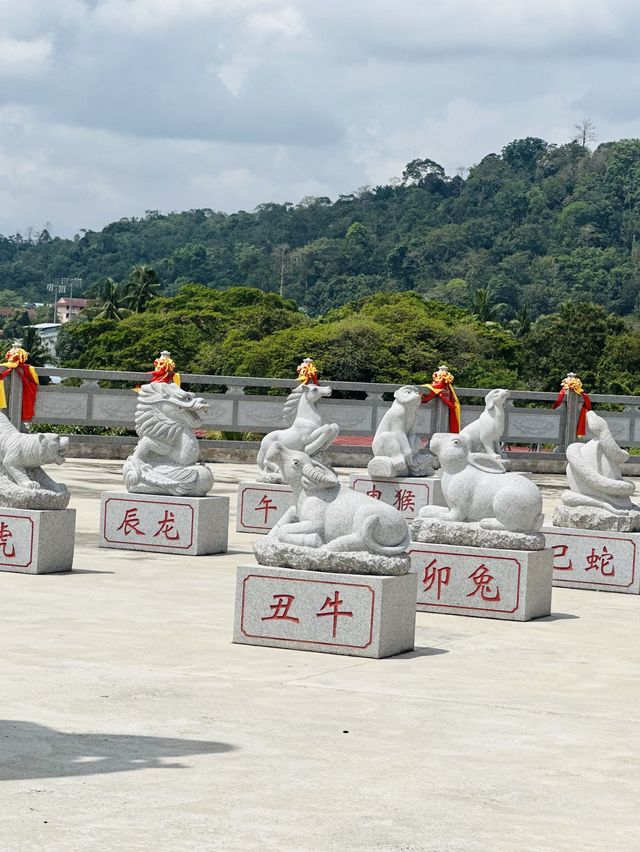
[0, 461, 638, 851]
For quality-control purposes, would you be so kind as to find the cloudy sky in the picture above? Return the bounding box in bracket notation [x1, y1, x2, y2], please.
[1, 0, 640, 237]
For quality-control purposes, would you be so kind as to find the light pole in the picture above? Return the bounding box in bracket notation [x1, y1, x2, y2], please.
[60, 277, 82, 304]
[47, 281, 66, 323]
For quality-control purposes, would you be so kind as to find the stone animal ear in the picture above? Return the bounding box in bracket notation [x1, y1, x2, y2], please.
[301, 461, 339, 490]
[468, 453, 506, 474]
[457, 433, 472, 452]
[486, 395, 495, 411]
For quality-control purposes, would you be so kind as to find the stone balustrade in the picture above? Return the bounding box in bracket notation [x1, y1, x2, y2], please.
[3, 367, 639, 466]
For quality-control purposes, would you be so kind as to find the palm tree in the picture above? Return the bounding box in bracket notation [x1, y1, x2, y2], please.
[508, 304, 532, 337]
[471, 287, 509, 322]
[21, 325, 50, 367]
[93, 278, 130, 321]
[124, 265, 160, 313]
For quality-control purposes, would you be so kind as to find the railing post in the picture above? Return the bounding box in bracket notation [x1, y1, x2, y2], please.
[6, 369, 24, 430]
[554, 372, 583, 453]
[433, 395, 451, 433]
[564, 387, 582, 449]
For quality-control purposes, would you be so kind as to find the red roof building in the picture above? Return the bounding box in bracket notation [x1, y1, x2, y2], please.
[56, 297, 90, 323]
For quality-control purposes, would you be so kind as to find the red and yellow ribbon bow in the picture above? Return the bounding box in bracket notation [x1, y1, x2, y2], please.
[552, 373, 591, 438]
[296, 358, 319, 386]
[421, 365, 461, 433]
[0, 345, 39, 421]
[149, 351, 180, 386]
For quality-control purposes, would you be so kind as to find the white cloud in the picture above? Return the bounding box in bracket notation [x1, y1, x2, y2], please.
[248, 6, 305, 37]
[1, 0, 640, 235]
[0, 35, 52, 77]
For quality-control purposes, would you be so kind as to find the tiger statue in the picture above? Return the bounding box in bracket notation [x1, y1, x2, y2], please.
[0, 411, 70, 509]
[123, 382, 214, 497]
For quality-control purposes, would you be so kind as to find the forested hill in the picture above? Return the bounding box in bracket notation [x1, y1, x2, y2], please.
[5, 136, 640, 319]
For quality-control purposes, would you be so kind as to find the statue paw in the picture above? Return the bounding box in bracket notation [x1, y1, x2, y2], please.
[418, 505, 448, 519]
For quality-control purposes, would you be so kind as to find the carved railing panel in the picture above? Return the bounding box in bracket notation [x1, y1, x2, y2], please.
[3, 367, 635, 459]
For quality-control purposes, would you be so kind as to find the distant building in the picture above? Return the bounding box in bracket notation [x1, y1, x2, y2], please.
[0, 307, 37, 322]
[31, 323, 61, 358]
[56, 297, 89, 323]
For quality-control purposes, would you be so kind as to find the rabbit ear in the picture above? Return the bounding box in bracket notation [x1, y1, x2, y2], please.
[485, 390, 498, 411]
[458, 433, 472, 451]
[468, 453, 506, 474]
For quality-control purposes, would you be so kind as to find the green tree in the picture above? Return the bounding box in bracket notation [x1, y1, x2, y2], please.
[0, 290, 24, 307]
[401, 158, 446, 187]
[502, 137, 548, 173]
[508, 304, 532, 338]
[521, 301, 624, 390]
[125, 265, 160, 313]
[93, 278, 131, 321]
[470, 288, 508, 323]
[21, 325, 50, 367]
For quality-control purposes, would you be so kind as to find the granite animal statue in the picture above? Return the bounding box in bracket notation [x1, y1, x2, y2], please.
[122, 382, 213, 497]
[419, 432, 543, 532]
[256, 383, 339, 483]
[265, 442, 410, 554]
[554, 410, 640, 530]
[0, 410, 70, 508]
[459, 388, 509, 459]
[367, 385, 434, 478]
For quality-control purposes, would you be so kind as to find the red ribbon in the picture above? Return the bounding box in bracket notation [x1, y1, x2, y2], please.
[0, 363, 39, 421]
[421, 386, 460, 433]
[552, 388, 592, 438]
[149, 368, 176, 383]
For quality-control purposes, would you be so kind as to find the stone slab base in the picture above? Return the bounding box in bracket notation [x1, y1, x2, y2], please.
[407, 541, 553, 620]
[253, 538, 410, 576]
[236, 481, 295, 534]
[410, 517, 545, 551]
[99, 491, 228, 555]
[349, 474, 445, 520]
[0, 507, 75, 574]
[552, 504, 640, 533]
[543, 525, 640, 594]
[233, 564, 418, 658]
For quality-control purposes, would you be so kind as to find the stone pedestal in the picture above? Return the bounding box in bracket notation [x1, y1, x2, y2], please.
[233, 564, 418, 658]
[0, 507, 75, 574]
[349, 474, 445, 520]
[236, 482, 295, 534]
[407, 542, 553, 620]
[99, 492, 228, 555]
[543, 525, 640, 594]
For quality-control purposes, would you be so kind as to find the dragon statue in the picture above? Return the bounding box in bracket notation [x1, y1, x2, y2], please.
[123, 382, 213, 497]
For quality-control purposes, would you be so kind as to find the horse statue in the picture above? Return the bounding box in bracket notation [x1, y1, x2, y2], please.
[256, 383, 339, 483]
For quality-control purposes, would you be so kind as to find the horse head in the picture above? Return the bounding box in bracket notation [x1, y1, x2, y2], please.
[282, 383, 332, 424]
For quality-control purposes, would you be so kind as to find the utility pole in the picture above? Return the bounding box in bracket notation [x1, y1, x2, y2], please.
[274, 244, 289, 298]
[47, 278, 82, 323]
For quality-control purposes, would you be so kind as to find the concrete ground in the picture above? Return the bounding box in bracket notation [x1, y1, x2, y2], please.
[0, 461, 638, 852]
